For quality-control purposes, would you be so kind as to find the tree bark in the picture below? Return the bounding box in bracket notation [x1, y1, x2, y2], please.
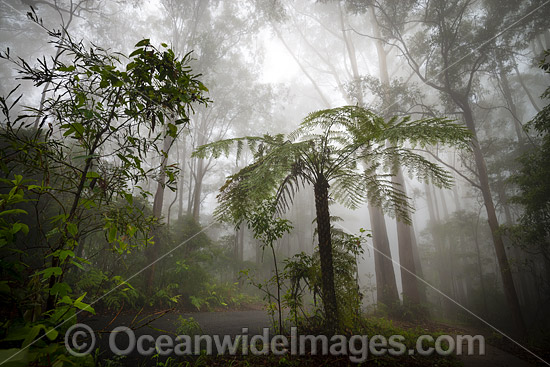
[513, 62, 541, 113]
[425, 182, 454, 315]
[368, 204, 400, 307]
[496, 61, 524, 143]
[370, 6, 423, 306]
[392, 167, 420, 305]
[177, 135, 187, 222]
[460, 100, 527, 338]
[314, 174, 339, 329]
[145, 134, 173, 296]
[191, 157, 204, 221]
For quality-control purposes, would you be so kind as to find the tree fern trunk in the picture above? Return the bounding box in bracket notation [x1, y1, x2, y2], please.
[314, 174, 339, 330]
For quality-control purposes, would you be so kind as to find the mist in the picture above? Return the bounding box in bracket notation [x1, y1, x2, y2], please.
[1, 0, 549, 366]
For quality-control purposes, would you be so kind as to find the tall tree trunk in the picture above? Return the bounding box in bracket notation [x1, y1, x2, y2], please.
[498, 71, 524, 144]
[473, 219, 489, 317]
[409, 222, 428, 304]
[187, 158, 195, 216]
[313, 174, 339, 329]
[192, 157, 204, 221]
[33, 5, 76, 130]
[177, 135, 187, 221]
[273, 25, 331, 107]
[425, 182, 454, 315]
[167, 190, 178, 228]
[371, 6, 422, 305]
[513, 61, 541, 113]
[496, 178, 534, 309]
[234, 227, 244, 262]
[460, 100, 527, 338]
[393, 168, 420, 305]
[145, 134, 173, 296]
[368, 205, 400, 307]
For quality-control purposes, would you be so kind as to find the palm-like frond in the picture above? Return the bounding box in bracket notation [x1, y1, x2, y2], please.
[196, 105, 471, 226]
[191, 133, 288, 161]
[380, 116, 472, 149]
[275, 160, 309, 214]
[195, 134, 310, 224]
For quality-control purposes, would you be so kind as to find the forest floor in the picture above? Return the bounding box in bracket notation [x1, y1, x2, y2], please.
[79, 309, 546, 366]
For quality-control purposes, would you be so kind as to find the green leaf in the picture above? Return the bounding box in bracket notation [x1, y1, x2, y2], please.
[0, 348, 29, 366]
[86, 171, 100, 179]
[38, 267, 62, 279]
[123, 193, 133, 205]
[57, 65, 76, 72]
[50, 282, 72, 297]
[70, 260, 85, 271]
[175, 117, 189, 125]
[129, 48, 144, 58]
[72, 123, 84, 137]
[59, 249, 75, 261]
[167, 123, 177, 138]
[0, 209, 27, 217]
[27, 185, 43, 191]
[67, 222, 78, 237]
[11, 222, 29, 235]
[62, 126, 75, 137]
[74, 293, 95, 314]
[45, 327, 59, 341]
[135, 39, 150, 47]
[22, 324, 43, 347]
[108, 225, 117, 243]
[12, 175, 23, 184]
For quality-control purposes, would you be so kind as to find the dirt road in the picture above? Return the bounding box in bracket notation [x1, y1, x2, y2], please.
[77, 310, 539, 366]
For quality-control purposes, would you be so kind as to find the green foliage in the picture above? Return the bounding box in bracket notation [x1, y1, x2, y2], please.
[175, 316, 202, 337]
[0, 9, 208, 366]
[0, 176, 95, 367]
[75, 269, 140, 310]
[197, 105, 470, 332]
[280, 227, 369, 330]
[508, 50, 550, 265]
[195, 105, 470, 225]
[247, 200, 293, 247]
[240, 199, 292, 332]
[189, 282, 255, 312]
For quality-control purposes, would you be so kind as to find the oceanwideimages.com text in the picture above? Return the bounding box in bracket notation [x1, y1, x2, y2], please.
[65, 324, 485, 363]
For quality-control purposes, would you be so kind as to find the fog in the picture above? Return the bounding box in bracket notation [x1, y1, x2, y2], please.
[1, 0, 550, 365]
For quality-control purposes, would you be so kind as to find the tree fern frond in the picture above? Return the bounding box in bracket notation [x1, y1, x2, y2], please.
[274, 163, 308, 215]
[331, 172, 369, 209]
[392, 149, 454, 188]
[381, 117, 472, 149]
[207, 105, 468, 229]
[362, 172, 413, 223]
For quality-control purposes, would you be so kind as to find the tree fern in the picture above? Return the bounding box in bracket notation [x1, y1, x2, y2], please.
[194, 105, 471, 329]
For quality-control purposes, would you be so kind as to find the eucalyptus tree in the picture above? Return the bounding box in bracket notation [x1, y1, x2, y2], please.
[194, 105, 470, 329]
[350, 0, 550, 338]
[157, 0, 278, 224]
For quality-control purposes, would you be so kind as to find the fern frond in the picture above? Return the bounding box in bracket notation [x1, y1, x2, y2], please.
[381, 116, 472, 149]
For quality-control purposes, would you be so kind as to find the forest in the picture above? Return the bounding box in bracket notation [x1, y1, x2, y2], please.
[0, 0, 549, 366]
